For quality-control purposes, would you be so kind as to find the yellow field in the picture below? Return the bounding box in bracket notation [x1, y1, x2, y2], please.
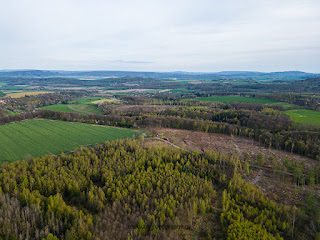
[92, 98, 119, 104]
[6, 91, 51, 98]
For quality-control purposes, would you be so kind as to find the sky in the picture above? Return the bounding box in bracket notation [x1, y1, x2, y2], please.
[1, 0, 320, 72]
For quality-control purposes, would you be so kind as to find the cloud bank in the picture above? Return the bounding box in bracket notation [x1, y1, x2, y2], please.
[1, 0, 319, 72]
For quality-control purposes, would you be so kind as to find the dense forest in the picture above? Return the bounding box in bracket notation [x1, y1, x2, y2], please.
[1, 139, 316, 239]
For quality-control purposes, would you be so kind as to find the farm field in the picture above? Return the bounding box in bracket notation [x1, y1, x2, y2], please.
[185, 96, 281, 104]
[5, 91, 51, 98]
[91, 98, 119, 104]
[0, 119, 142, 163]
[284, 109, 320, 126]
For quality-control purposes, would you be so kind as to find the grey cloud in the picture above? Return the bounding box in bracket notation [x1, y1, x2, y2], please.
[0, 0, 319, 72]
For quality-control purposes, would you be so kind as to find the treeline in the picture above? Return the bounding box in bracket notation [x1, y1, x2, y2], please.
[114, 106, 292, 132]
[0, 107, 319, 160]
[260, 93, 320, 110]
[0, 91, 85, 117]
[39, 110, 320, 160]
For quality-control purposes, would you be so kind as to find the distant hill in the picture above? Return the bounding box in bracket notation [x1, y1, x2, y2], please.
[0, 70, 61, 77]
[0, 69, 319, 81]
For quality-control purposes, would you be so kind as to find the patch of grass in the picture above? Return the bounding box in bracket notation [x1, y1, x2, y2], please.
[41, 103, 104, 115]
[41, 104, 79, 113]
[184, 96, 281, 104]
[70, 104, 104, 114]
[271, 102, 301, 109]
[0, 119, 142, 163]
[284, 109, 320, 126]
[71, 97, 104, 104]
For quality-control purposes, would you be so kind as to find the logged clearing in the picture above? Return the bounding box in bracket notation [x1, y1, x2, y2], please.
[0, 119, 142, 163]
[6, 91, 51, 98]
[148, 128, 316, 166]
[147, 128, 320, 205]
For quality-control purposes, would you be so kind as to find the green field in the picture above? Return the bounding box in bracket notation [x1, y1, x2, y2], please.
[70, 97, 104, 104]
[41, 103, 104, 115]
[0, 119, 142, 163]
[185, 96, 281, 104]
[284, 109, 320, 126]
[41, 104, 80, 113]
[41, 97, 110, 114]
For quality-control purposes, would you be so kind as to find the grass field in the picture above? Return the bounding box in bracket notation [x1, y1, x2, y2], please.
[284, 109, 320, 126]
[41, 104, 80, 113]
[41, 97, 118, 114]
[71, 97, 104, 104]
[69, 104, 104, 114]
[0, 119, 142, 163]
[41, 103, 104, 115]
[6, 91, 51, 98]
[185, 96, 281, 104]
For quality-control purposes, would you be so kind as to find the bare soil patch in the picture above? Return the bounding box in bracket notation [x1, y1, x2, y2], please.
[149, 128, 317, 167]
[147, 128, 320, 206]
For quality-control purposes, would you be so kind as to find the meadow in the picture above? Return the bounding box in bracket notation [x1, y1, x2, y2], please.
[41, 96, 106, 115]
[185, 96, 281, 104]
[70, 97, 105, 104]
[0, 119, 142, 163]
[41, 104, 80, 113]
[284, 109, 320, 126]
[42, 103, 103, 115]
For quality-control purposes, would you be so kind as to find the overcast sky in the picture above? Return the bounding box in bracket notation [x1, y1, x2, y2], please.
[1, 0, 320, 72]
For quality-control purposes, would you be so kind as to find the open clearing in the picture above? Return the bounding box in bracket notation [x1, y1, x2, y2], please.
[5, 91, 52, 98]
[147, 128, 320, 206]
[284, 109, 320, 126]
[41, 103, 104, 115]
[42, 97, 116, 114]
[185, 96, 281, 104]
[0, 119, 142, 163]
[148, 128, 316, 167]
[92, 98, 119, 104]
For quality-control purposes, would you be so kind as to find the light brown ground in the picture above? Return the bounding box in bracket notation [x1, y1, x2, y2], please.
[104, 89, 153, 93]
[149, 128, 318, 168]
[147, 128, 320, 206]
